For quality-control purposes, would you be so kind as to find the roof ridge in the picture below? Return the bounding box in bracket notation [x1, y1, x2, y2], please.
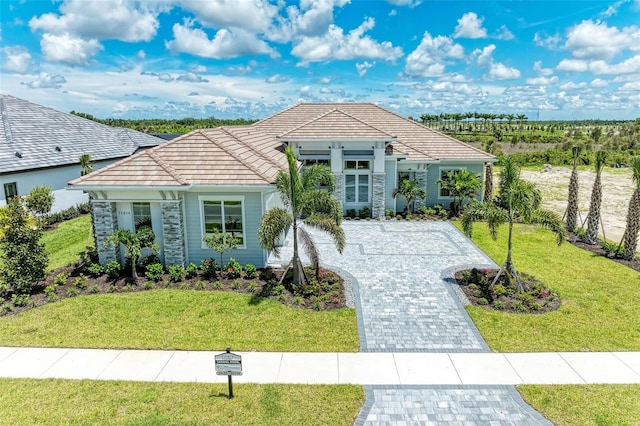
[278, 107, 396, 138]
[0, 96, 13, 145]
[219, 126, 284, 170]
[210, 127, 276, 183]
[147, 149, 190, 185]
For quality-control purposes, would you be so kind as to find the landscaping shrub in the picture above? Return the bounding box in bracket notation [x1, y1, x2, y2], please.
[185, 262, 198, 279]
[54, 272, 69, 287]
[86, 263, 104, 278]
[74, 275, 87, 289]
[44, 285, 58, 301]
[45, 202, 91, 227]
[168, 264, 185, 283]
[145, 263, 164, 282]
[226, 258, 242, 278]
[345, 209, 357, 218]
[358, 206, 371, 219]
[244, 263, 257, 279]
[201, 258, 218, 279]
[105, 261, 122, 280]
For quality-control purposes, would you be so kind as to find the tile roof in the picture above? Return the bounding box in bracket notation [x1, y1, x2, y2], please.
[69, 102, 494, 189]
[0, 94, 162, 174]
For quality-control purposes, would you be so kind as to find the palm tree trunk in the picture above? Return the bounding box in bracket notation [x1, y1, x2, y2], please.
[623, 189, 640, 260]
[506, 220, 514, 270]
[566, 165, 579, 232]
[483, 163, 493, 203]
[292, 221, 300, 286]
[585, 173, 602, 244]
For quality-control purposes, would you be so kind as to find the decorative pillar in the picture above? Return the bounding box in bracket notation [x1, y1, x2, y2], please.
[414, 171, 428, 209]
[333, 174, 345, 211]
[93, 201, 119, 265]
[372, 173, 386, 218]
[161, 200, 186, 267]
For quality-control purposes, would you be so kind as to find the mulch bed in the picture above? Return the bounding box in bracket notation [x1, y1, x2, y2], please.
[1, 264, 348, 317]
[567, 232, 640, 273]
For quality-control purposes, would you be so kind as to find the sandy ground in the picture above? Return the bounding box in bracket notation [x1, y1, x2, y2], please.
[518, 166, 634, 243]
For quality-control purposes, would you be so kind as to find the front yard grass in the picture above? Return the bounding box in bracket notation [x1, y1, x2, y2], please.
[519, 385, 640, 425]
[457, 222, 640, 352]
[42, 214, 91, 270]
[0, 290, 358, 352]
[0, 378, 364, 425]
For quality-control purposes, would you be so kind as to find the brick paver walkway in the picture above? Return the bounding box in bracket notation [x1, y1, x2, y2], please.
[270, 221, 552, 425]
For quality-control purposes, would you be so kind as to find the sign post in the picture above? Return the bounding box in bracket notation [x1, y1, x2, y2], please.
[215, 348, 242, 399]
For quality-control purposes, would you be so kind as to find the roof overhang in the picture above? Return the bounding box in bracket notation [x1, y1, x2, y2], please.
[67, 184, 192, 191]
[278, 137, 395, 143]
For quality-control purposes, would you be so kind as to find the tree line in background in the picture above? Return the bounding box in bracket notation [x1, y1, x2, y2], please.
[70, 111, 257, 134]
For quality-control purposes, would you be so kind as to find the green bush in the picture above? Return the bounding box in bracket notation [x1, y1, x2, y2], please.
[194, 280, 206, 290]
[74, 275, 87, 289]
[145, 263, 164, 282]
[168, 264, 184, 283]
[11, 294, 29, 307]
[143, 281, 155, 290]
[212, 281, 223, 290]
[358, 206, 371, 219]
[105, 261, 122, 280]
[54, 272, 69, 287]
[66, 287, 78, 298]
[244, 263, 257, 279]
[86, 263, 104, 278]
[385, 208, 396, 217]
[231, 280, 242, 290]
[44, 285, 58, 301]
[477, 297, 489, 305]
[345, 209, 357, 218]
[45, 202, 91, 226]
[226, 258, 242, 279]
[185, 262, 199, 279]
[247, 281, 258, 293]
[89, 285, 100, 294]
[201, 258, 218, 279]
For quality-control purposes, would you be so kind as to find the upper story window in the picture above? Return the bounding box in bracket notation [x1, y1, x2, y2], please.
[201, 198, 245, 247]
[344, 160, 370, 170]
[132, 202, 152, 231]
[302, 159, 330, 168]
[3, 182, 17, 203]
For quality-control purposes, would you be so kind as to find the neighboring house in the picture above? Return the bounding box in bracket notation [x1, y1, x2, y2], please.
[0, 94, 163, 212]
[68, 103, 495, 268]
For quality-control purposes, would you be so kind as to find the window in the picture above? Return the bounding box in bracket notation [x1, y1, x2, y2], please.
[132, 202, 152, 231]
[202, 199, 245, 245]
[3, 182, 17, 203]
[302, 159, 330, 168]
[344, 172, 370, 203]
[439, 169, 462, 197]
[344, 160, 369, 170]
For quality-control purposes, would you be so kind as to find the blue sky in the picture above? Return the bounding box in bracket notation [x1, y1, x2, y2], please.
[1, 0, 639, 120]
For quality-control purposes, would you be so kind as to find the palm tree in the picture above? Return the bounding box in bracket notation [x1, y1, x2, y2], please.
[622, 158, 640, 260]
[565, 146, 581, 233]
[258, 147, 345, 286]
[105, 226, 157, 279]
[483, 162, 494, 203]
[79, 154, 93, 176]
[585, 151, 607, 244]
[393, 179, 427, 214]
[79, 153, 97, 249]
[462, 156, 565, 292]
[437, 169, 481, 216]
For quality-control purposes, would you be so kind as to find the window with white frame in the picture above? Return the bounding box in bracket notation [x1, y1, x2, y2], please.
[344, 160, 370, 203]
[201, 198, 245, 246]
[132, 202, 152, 231]
[3, 182, 17, 203]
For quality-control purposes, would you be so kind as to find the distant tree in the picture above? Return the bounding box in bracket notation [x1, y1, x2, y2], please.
[203, 230, 240, 268]
[585, 151, 607, 244]
[24, 185, 54, 221]
[393, 179, 427, 214]
[0, 197, 49, 295]
[79, 154, 93, 176]
[105, 227, 157, 279]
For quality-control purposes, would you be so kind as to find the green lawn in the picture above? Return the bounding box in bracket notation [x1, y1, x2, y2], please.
[519, 385, 640, 425]
[456, 222, 640, 352]
[42, 214, 91, 270]
[0, 379, 364, 425]
[0, 290, 358, 351]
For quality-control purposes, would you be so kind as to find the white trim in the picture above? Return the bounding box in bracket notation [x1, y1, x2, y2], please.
[437, 166, 467, 200]
[197, 195, 247, 250]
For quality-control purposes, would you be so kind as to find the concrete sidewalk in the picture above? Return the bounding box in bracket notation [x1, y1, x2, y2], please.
[1, 347, 639, 385]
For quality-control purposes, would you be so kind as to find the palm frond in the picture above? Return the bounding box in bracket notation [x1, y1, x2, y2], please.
[631, 157, 640, 188]
[529, 209, 566, 245]
[298, 226, 319, 270]
[461, 201, 507, 240]
[258, 207, 293, 256]
[301, 165, 336, 193]
[301, 190, 343, 222]
[304, 214, 346, 253]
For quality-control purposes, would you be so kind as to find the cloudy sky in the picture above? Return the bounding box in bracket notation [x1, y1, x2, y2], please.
[1, 0, 639, 120]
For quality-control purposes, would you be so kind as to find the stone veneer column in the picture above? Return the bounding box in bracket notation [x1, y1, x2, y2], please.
[93, 201, 119, 265]
[161, 200, 186, 267]
[372, 173, 385, 218]
[414, 171, 428, 209]
[333, 173, 344, 210]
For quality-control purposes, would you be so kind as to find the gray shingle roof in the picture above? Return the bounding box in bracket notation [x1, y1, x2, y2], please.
[0, 94, 162, 174]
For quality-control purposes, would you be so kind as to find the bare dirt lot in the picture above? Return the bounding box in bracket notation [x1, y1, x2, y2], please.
[519, 166, 634, 243]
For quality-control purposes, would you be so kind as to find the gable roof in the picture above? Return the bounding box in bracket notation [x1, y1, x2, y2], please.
[0, 94, 162, 174]
[69, 102, 494, 189]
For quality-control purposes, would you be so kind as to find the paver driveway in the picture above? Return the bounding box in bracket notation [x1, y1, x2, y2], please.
[270, 221, 551, 425]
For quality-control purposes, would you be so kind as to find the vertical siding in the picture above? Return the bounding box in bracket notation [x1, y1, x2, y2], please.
[183, 191, 266, 268]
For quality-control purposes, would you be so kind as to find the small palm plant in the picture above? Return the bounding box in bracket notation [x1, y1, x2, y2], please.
[462, 156, 565, 292]
[622, 157, 640, 260]
[393, 179, 426, 214]
[105, 226, 157, 279]
[585, 151, 607, 244]
[259, 147, 345, 286]
[565, 146, 581, 233]
[437, 169, 482, 215]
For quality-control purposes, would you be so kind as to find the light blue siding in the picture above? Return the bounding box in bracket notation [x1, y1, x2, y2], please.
[183, 191, 267, 268]
[426, 163, 484, 207]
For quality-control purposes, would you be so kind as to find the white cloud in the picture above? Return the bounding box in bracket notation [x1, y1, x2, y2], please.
[176, 72, 209, 83]
[189, 64, 208, 73]
[489, 62, 521, 80]
[319, 77, 331, 84]
[557, 58, 589, 72]
[29, 0, 160, 42]
[473, 44, 495, 67]
[533, 32, 561, 49]
[404, 31, 464, 77]
[178, 0, 279, 33]
[533, 61, 554, 77]
[386, 0, 422, 6]
[136, 50, 146, 60]
[356, 61, 374, 77]
[270, 0, 350, 42]
[600, 0, 627, 18]
[1, 46, 33, 74]
[565, 20, 640, 60]
[589, 55, 640, 74]
[40, 33, 103, 66]
[265, 74, 289, 83]
[166, 19, 277, 59]
[453, 12, 487, 39]
[26, 72, 67, 89]
[388, 9, 397, 16]
[158, 73, 174, 82]
[494, 25, 514, 40]
[526, 76, 559, 85]
[291, 18, 403, 65]
[560, 81, 588, 90]
[591, 78, 609, 87]
[620, 81, 640, 91]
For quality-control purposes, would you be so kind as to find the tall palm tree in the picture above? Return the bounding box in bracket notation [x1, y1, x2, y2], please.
[258, 147, 345, 286]
[393, 179, 427, 214]
[622, 158, 640, 260]
[462, 156, 565, 292]
[565, 146, 581, 233]
[585, 151, 607, 244]
[483, 162, 494, 203]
